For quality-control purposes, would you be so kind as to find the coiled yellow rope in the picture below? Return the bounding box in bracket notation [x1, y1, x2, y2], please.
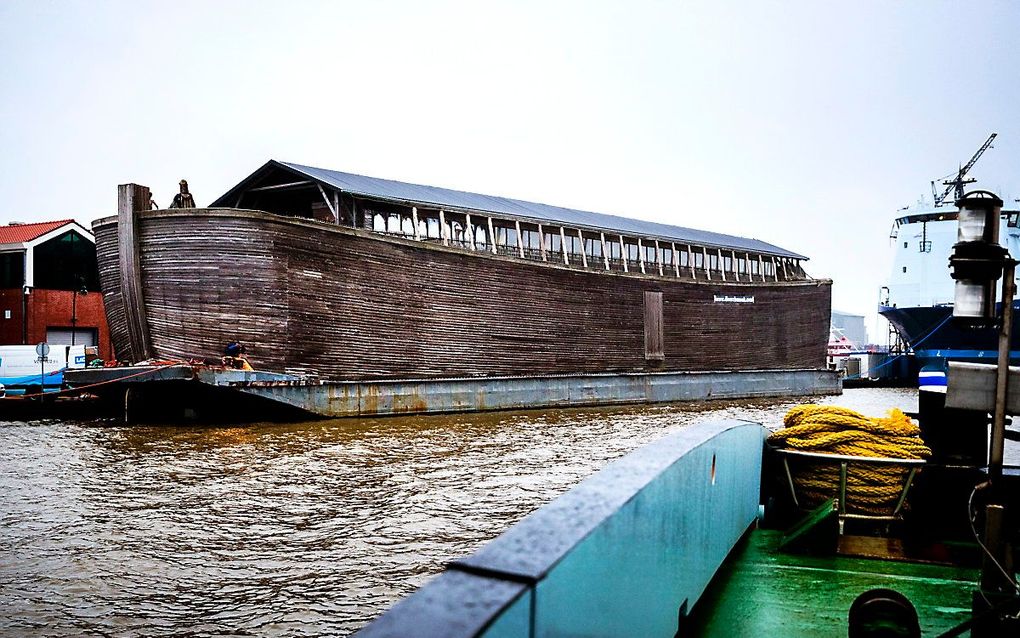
[768, 405, 932, 514]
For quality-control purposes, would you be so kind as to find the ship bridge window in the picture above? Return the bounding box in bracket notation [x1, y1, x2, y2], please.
[660, 245, 673, 269]
[493, 224, 516, 255]
[431, 216, 444, 240]
[565, 232, 583, 262]
[504, 226, 518, 248]
[1008, 212, 1020, 228]
[474, 224, 489, 251]
[450, 220, 466, 247]
[520, 226, 542, 260]
[583, 235, 603, 260]
[903, 241, 908, 249]
[644, 243, 657, 265]
[422, 215, 441, 241]
[544, 229, 562, 254]
[605, 237, 623, 270]
[625, 241, 639, 264]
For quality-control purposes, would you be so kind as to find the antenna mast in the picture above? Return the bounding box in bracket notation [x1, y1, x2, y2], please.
[931, 133, 997, 207]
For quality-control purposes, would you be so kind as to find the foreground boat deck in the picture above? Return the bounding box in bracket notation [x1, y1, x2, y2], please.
[689, 529, 978, 636]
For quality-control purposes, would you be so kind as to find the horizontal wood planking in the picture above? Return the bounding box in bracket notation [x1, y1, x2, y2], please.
[93, 209, 830, 379]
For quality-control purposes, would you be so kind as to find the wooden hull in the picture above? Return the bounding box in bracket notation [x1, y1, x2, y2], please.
[93, 209, 830, 380]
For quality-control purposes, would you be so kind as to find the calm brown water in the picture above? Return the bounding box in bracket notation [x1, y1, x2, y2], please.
[0, 389, 918, 636]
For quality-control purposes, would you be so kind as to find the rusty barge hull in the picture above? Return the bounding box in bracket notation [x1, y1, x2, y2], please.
[93, 206, 831, 383]
[65, 366, 839, 421]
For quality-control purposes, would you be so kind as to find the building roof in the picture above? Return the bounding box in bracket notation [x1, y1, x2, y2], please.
[213, 160, 807, 259]
[0, 219, 78, 245]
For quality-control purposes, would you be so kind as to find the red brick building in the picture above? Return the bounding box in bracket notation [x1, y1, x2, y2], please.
[0, 220, 113, 359]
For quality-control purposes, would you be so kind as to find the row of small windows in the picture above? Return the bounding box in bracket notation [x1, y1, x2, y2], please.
[365, 207, 806, 281]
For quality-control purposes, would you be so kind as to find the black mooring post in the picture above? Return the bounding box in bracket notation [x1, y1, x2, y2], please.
[990, 259, 1015, 483]
[977, 256, 1018, 632]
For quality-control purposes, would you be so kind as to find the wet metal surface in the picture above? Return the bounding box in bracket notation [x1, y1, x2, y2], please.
[0, 388, 946, 636]
[242, 369, 840, 417]
[687, 529, 977, 636]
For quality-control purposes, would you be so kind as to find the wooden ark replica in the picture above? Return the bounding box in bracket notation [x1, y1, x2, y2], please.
[93, 161, 831, 380]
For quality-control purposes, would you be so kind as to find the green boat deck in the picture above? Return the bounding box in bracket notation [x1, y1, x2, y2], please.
[689, 529, 979, 636]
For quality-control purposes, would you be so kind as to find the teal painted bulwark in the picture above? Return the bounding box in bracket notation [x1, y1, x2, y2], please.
[356, 420, 766, 637]
[236, 369, 838, 417]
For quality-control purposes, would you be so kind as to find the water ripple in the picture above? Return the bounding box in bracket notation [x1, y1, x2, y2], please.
[0, 389, 918, 636]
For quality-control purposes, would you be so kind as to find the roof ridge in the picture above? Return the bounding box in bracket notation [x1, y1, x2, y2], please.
[3, 218, 75, 226]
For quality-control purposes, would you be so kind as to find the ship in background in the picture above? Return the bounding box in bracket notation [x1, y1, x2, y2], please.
[879, 133, 1020, 371]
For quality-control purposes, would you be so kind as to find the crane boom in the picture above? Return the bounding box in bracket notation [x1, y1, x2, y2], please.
[933, 133, 997, 207]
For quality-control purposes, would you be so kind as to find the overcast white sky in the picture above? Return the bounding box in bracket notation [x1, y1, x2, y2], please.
[2, 1, 1018, 340]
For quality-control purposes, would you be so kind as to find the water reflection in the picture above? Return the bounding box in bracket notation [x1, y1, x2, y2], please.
[1, 389, 918, 636]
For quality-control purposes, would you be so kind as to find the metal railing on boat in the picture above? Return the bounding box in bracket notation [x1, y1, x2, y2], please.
[772, 447, 926, 533]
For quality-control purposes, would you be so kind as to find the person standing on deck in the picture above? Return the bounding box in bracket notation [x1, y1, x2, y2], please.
[169, 179, 196, 208]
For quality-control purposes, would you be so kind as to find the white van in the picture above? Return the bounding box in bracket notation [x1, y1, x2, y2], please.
[0, 344, 87, 395]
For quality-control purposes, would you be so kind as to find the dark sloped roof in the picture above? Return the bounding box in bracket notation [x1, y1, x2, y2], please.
[214, 160, 806, 259]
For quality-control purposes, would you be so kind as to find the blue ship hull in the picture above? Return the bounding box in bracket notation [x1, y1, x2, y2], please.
[879, 303, 1020, 369]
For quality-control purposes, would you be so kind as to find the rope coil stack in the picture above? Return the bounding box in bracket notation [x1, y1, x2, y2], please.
[768, 405, 932, 514]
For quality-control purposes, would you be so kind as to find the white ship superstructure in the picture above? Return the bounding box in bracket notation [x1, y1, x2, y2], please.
[884, 204, 1020, 310]
[878, 133, 1020, 371]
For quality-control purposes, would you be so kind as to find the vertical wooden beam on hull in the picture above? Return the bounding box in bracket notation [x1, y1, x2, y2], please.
[577, 228, 588, 269]
[488, 217, 498, 254]
[515, 220, 526, 259]
[117, 183, 153, 362]
[466, 214, 476, 251]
